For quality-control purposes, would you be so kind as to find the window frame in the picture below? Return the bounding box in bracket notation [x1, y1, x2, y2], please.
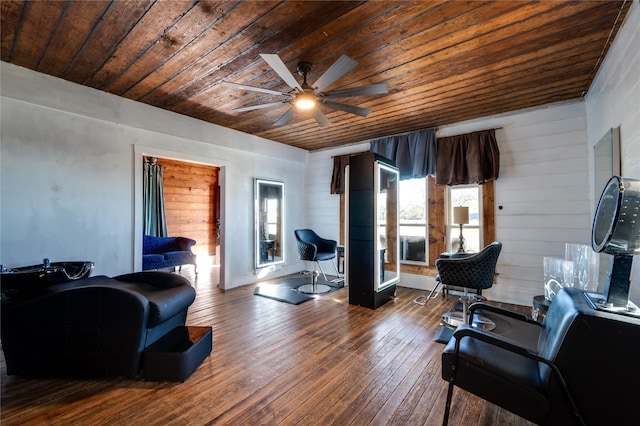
[446, 184, 483, 253]
[398, 177, 429, 266]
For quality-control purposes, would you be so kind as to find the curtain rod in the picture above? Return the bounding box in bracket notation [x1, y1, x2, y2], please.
[376, 126, 438, 140]
[375, 126, 503, 141]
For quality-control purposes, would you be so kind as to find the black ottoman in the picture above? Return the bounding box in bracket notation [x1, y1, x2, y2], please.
[142, 326, 212, 382]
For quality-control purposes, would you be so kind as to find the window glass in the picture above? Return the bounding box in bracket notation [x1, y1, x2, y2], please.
[399, 178, 427, 263]
[448, 186, 482, 253]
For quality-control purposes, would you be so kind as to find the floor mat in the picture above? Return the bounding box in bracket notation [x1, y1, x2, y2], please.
[253, 275, 344, 305]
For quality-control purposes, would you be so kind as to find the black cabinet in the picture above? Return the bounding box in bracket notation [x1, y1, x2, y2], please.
[347, 152, 399, 309]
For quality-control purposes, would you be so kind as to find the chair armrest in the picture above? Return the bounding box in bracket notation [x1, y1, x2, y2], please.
[453, 324, 539, 359]
[176, 237, 196, 252]
[451, 325, 585, 425]
[114, 271, 192, 288]
[316, 237, 337, 253]
[298, 241, 318, 259]
[469, 302, 541, 326]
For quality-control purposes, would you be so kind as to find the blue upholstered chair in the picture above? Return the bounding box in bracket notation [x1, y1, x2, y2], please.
[294, 229, 339, 284]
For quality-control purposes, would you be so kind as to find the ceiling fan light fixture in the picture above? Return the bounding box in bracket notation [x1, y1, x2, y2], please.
[295, 91, 316, 109]
[227, 54, 388, 127]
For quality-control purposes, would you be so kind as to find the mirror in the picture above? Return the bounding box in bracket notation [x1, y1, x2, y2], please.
[376, 161, 400, 290]
[594, 127, 621, 200]
[593, 127, 621, 290]
[255, 178, 285, 269]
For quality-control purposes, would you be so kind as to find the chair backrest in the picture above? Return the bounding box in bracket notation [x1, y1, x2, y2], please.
[435, 241, 502, 290]
[534, 287, 640, 424]
[294, 229, 337, 261]
[295, 229, 320, 245]
[295, 229, 320, 261]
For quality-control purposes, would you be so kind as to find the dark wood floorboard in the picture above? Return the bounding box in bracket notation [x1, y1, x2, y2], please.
[1, 267, 535, 425]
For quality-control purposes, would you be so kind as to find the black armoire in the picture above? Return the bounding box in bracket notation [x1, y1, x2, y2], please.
[347, 152, 400, 309]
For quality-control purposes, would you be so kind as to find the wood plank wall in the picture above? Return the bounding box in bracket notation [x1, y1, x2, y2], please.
[150, 157, 220, 262]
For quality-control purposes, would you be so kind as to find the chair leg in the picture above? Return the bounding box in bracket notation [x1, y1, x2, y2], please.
[332, 258, 340, 277]
[413, 281, 442, 306]
[443, 381, 455, 426]
[316, 261, 329, 281]
[461, 288, 470, 325]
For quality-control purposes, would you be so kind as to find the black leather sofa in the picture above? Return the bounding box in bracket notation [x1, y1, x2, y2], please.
[1, 271, 196, 378]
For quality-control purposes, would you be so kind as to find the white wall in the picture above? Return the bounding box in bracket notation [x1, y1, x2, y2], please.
[0, 62, 308, 289]
[585, 1, 640, 305]
[304, 142, 369, 243]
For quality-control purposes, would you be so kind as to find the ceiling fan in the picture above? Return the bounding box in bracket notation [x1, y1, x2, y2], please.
[222, 53, 388, 128]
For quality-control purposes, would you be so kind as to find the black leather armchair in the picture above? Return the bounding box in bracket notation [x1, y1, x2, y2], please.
[441, 287, 640, 425]
[1, 271, 196, 378]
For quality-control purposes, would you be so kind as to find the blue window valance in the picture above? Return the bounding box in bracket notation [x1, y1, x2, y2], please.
[369, 128, 437, 180]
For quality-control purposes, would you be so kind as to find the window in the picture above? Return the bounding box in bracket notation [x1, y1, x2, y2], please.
[398, 180, 483, 262]
[399, 178, 427, 264]
[339, 176, 494, 274]
[447, 185, 482, 253]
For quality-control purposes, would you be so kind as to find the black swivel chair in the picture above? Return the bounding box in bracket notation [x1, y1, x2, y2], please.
[294, 229, 339, 294]
[434, 241, 502, 330]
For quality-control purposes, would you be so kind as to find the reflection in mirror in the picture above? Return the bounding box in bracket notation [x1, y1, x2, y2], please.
[376, 161, 400, 290]
[255, 179, 285, 269]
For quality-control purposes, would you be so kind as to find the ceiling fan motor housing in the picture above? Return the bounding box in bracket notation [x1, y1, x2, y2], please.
[297, 61, 313, 77]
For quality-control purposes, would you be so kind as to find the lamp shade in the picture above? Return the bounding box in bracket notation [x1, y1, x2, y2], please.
[453, 206, 469, 225]
[295, 91, 316, 109]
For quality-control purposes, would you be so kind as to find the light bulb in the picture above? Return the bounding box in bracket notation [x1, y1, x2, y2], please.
[295, 92, 316, 109]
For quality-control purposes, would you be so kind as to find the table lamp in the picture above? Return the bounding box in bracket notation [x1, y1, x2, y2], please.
[453, 206, 469, 253]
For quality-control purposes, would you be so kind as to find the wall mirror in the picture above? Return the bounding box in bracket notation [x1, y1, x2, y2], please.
[255, 178, 285, 269]
[594, 127, 621, 200]
[376, 161, 400, 290]
[593, 126, 621, 290]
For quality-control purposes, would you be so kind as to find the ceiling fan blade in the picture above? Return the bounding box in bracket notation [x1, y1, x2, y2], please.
[273, 107, 295, 126]
[312, 54, 358, 93]
[322, 82, 388, 98]
[323, 100, 372, 117]
[234, 101, 287, 112]
[221, 81, 289, 97]
[312, 108, 330, 127]
[260, 54, 303, 92]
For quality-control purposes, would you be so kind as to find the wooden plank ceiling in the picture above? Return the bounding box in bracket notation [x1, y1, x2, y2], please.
[1, 1, 631, 151]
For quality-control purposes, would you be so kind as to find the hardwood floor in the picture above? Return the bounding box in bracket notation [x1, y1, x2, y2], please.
[1, 267, 534, 425]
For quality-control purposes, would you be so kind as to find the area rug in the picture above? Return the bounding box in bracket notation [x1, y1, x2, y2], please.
[253, 275, 344, 305]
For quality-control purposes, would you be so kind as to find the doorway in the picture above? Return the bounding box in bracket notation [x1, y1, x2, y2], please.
[147, 157, 221, 268]
[135, 146, 225, 288]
